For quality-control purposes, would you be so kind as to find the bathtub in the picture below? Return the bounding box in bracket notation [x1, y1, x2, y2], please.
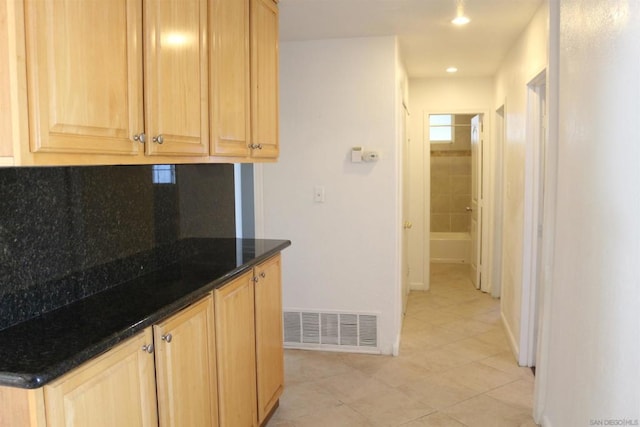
[430, 232, 471, 264]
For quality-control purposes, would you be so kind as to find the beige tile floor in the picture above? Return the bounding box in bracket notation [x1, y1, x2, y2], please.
[267, 263, 538, 427]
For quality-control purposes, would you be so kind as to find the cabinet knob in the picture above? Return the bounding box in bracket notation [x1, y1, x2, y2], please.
[252, 276, 259, 283]
[141, 343, 154, 353]
[133, 133, 146, 143]
[162, 333, 172, 343]
[260, 272, 266, 278]
[257, 144, 263, 150]
[153, 135, 164, 144]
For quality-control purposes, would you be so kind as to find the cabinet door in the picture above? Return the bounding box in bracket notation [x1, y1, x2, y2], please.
[24, 0, 143, 155]
[210, 0, 251, 157]
[44, 329, 158, 427]
[0, 0, 18, 160]
[144, 0, 209, 156]
[254, 254, 284, 423]
[215, 271, 258, 427]
[154, 296, 218, 427]
[250, 0, 279, 159]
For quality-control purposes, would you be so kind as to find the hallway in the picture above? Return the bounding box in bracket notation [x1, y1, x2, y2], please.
[268, 264, 537, 426]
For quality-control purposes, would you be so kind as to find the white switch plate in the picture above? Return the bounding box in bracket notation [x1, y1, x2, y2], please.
[314, 185, 325, 203]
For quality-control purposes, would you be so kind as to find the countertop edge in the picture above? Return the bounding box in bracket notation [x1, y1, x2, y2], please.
[0, 239, 291, 389]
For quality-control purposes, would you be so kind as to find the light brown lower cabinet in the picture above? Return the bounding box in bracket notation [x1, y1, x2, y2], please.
[215, 270, 259, 426]
[44, 328, 159, 427]
[44, 295, 219, 427]
[254, 254, 284, 422]
[0, 255, 284, 427]
[0, 328, 158, 427]
[214, 253, 284, 426]
[153, 296, 218, 427]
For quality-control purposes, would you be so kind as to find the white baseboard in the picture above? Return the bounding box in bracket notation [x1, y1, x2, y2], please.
[501, 310, 520, 362]
[392, 336, 400, 356]
[430, 258, 468, 264]
[284, 343, 381, 355]
[409, 281, 428, 291]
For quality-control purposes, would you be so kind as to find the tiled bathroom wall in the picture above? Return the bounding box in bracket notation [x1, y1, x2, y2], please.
[430, 114, 473, 233]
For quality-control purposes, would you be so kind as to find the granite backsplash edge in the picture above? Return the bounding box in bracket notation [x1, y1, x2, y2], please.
[0, 238, 203, 331]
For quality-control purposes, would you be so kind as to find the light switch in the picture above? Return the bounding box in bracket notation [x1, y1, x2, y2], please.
[314, 186, 325, 203]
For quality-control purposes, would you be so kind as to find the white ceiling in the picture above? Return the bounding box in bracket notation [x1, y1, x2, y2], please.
[279, 0, 543, 78]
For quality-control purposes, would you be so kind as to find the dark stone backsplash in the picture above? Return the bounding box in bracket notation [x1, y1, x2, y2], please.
[0, 164, 235, 330]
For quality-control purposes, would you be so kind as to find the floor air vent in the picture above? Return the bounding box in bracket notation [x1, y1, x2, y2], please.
[283, 310, 379, 353]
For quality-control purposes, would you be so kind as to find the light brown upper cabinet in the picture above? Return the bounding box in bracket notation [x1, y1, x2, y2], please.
[210, 0, 250, 158]
[143, 0, 209, 157]
[0, 0, 16, 163]
[23, 0, 209, 158]
[250, 0, 279, 159]
[210, 0, 279, 160]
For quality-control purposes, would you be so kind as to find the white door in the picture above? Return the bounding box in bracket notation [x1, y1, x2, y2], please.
[470, 114, 483, 289]
[401, 105, 411, 315]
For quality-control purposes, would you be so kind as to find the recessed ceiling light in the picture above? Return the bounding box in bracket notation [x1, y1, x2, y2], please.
[452, 0, 470, 26]
[451, 15, 471, 25]
[446, 67, 458, 73]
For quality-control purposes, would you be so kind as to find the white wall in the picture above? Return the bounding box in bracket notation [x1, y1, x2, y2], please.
[493, 4, 548, 357]
[538, 0, 640, 424]
[407, 77, 494, 290]
[261, 36, 402, 354]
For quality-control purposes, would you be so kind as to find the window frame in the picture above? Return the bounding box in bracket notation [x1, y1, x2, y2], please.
[428, 114, 455, 144]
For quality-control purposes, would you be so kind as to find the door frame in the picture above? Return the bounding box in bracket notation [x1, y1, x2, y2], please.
[519, 69, 547, 367]
[489, 104, 506, 299]
[423, 108, 491, 291]
[401, 101, 411, 315]
[533, 3, 559, 421]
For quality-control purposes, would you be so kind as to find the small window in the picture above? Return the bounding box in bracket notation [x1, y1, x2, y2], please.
[152, 165, 176, 184]
[429, 114, 454, 144]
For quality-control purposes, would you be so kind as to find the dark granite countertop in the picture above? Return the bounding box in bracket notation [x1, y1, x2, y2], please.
[0, 238, 290, 389]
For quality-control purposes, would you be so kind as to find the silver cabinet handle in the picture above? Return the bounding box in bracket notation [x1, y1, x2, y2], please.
[162, 333, 172, 343]
[141, 344, 154, 353]
[465, 207, 473, 212]
[153, 135, 164, 144]
[133, 133, 146, 143]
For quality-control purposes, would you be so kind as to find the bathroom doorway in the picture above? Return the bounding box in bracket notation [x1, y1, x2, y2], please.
[428, 112, 475, 261]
